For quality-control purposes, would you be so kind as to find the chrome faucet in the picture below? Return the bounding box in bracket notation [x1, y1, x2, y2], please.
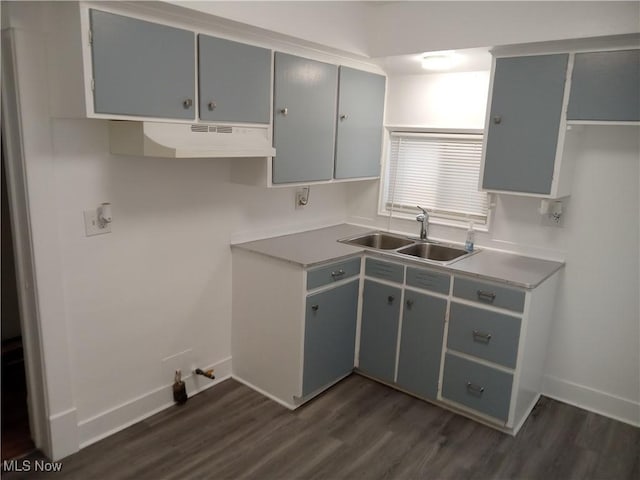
[416, 206, 429, 241]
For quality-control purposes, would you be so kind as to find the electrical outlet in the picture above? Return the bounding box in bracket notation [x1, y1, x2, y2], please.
[540, 212, 564, 228]
[84, 210, 111, 236]
[295, 191, 306, 209]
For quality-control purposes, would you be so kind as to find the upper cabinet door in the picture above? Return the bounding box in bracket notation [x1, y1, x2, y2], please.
[567, 49, 640, 122]
[89, 10, 195, 120]
[334, 67, 386, 179]
[198, 35, 271, 123]
[482, 54, 568, 195]
[272, 53, 338, 184]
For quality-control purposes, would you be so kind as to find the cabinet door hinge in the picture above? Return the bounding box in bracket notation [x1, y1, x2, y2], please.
[91, 79, 95, 91]
[88, 29, 93, 45]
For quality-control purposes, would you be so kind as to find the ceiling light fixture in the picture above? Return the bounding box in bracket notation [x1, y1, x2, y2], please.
[421, 50, 462, 71]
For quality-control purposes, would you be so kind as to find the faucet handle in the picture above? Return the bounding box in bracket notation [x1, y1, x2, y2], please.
[417, 205, 428, 216]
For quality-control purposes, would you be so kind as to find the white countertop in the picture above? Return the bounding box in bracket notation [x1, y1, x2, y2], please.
[232, 224, 564, 289]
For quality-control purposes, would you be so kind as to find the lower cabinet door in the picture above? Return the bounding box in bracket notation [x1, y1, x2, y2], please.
[396, 291, 447, 400]
[303, 280, 358, 396]
[358, 280, 401, 383]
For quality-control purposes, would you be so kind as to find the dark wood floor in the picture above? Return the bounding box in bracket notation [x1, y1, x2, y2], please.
[4, 375, 638, 479]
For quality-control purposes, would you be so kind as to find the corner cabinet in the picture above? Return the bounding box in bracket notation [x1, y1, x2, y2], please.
[232, 249, 360, 408]
[89, 10, 196, 120]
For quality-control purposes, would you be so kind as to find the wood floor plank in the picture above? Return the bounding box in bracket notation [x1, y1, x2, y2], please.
[4, 375, 637, 480]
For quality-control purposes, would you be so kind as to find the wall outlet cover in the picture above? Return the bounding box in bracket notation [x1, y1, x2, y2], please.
[84, 210, 111, 236]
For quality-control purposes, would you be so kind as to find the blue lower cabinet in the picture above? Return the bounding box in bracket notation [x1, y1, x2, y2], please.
[441, 353, 513, 422]
[358, 280, 401, 383]
[396, 291, 447, 400]
[302, 280, 358, 396]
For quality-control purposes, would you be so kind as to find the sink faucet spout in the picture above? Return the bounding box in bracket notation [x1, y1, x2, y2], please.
[416, 206, 429, 241]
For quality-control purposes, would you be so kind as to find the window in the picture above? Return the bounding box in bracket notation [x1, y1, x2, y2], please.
[381, 131, 489, 226]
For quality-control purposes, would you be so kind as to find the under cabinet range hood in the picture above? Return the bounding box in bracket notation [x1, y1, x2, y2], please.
[108, 121, 276, 158]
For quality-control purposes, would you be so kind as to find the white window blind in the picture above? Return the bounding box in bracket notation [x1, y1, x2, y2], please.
[383, 132, 489, 225]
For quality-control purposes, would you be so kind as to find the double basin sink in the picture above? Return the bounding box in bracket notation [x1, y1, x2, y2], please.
[339, 231, 477, 266]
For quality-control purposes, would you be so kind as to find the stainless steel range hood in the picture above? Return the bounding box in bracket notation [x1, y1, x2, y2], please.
[109, 121, 275, 158]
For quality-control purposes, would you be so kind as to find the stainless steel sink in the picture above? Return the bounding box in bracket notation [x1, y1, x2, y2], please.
[396, 242, 468, 262]
[339, 230, 476, 266]
[341, 232, 414, 250]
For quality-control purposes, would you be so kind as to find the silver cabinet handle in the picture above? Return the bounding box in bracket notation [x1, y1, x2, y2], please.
[183, 98, 193, 109]
[339, 114, 348, 121]
[208, 101, 217, 111]
[406, 299, 414, 309]
[311, 304, 319, 312]
[279, 107, 288, 116]
[466, 382, 485, 396]
[331, 269, 346, 278]
[493, 115, 502, 124]
[472, 330, 492, 343]
[387, 295, 395, 304]
[477, 290, 496, 302]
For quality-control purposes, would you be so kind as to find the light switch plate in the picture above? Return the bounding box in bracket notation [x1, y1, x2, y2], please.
[84, 210, 111, 236]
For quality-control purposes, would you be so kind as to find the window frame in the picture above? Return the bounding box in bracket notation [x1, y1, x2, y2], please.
[377, 127, 492, 231]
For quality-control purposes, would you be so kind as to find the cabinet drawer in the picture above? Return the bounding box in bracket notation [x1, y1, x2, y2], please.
[453, 276, 525, 313]
[442, 353, 513, 422]
[406, 267, 450, 294]
[365, 258, 403, 283]
[448, 303, 521, 368]
[307, 257, 361, 290]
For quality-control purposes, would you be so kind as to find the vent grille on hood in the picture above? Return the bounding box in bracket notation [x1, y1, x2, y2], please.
[110, 121, 275, 158]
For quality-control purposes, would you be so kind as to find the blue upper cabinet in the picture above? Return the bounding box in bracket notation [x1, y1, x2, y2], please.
[89, 10, 195, 120]
[334, 67, 386, 179]
[198, 35, 271, 124]
[272, 52, 338, 184]
[567, 49, 640, 122]
[481, 54, 569, 196]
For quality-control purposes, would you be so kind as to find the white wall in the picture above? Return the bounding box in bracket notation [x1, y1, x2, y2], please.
[366, 1, 640, 57]
[385, 72, 490, 128]
[348, 71, 640, 425]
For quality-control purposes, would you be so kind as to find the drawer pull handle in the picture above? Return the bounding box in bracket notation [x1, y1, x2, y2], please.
[331, 269, 346, 278]
[472, 330, 492, 343]
[311, 304, 319, 312]
[466, 382, 485, 396]
[477, 290, 496, 302]
[406, 299, 414, 309]
[387, 295, 395, 304]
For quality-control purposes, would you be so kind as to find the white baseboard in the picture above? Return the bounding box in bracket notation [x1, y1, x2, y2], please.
[231, 374, 296, 411]
[77, 357, 232, 448]
[49, 407, 79, 461]
[543, 374, 640, 427]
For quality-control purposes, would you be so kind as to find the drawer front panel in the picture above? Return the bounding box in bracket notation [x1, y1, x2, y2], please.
[365, 258, 404, 284]
[307, 257, 361, 290]
[448, 303, 521, 368]
[406, 267, 450, 294]
[453, 276, 525, 312]
[442, 353, 513, 422]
